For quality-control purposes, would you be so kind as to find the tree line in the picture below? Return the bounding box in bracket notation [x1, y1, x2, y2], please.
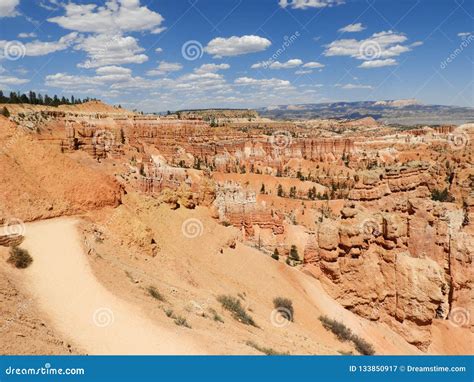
[0, 90, 98, 106]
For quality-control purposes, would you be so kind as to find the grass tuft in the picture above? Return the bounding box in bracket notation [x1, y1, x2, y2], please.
[147, 286, 165, 302]
[174, 315, 191, 328]
[217, 295, 256, 327]
[246, 341, 288, 355]
[319, 315, 375, 355]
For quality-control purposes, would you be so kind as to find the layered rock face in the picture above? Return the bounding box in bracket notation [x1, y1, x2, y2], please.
[212, 182, 284, 237]
[304, 195, 472, 350]
[28, 113, 355, 167]
[348, 163, 432, 201]
[0, 234, 24, 247]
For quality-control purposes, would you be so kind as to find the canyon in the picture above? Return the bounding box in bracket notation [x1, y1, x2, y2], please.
[0, 101, 472, 355]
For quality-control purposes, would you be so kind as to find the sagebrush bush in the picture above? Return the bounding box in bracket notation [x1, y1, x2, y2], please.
[208, 308, 224, 323]
[273, 297, 294, 321]
[174, 315, 191, 328]
[246, 340, 288, 356]
[8, 247, 33, 269]
[319, 315, 353, 341]
[319, 315, 375, 355]
[352, 335, 375, 355]
[147, 286, 165, 302]
[217, 295, 256, 327]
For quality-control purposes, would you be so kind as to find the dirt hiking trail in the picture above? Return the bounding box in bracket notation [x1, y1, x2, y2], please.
[21, 218, 202, 355]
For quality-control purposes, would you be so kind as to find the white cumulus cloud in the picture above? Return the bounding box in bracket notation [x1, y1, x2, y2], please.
[358, 59, 397, 68]
[48, 0, 165, 34]
[336, 83, 373, 89]
[324, 30, 416, 67]
[194, 63, 230, 74]
[338, 23, 365, 33]
[234, 77, 291, 89]
[75, 34, 148, 68]
[205, 35, 271, 57]
[0, 33, 79, 57]
[18, 32, 37, 38]
[303, 61, 324, 68]
[146, 61, 183, 76]
[278, 0, 344, 9]
[0, 75, 29, 86]
[0, 0, 19, 17]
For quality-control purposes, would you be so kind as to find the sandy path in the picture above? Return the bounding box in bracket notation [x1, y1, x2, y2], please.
[21, 218, 202, 355]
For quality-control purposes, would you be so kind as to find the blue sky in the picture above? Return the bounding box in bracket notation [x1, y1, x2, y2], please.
[0, 0, 472, 112]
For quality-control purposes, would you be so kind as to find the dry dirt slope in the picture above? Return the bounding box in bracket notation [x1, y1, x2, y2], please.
[0, 115, 122, 222]
[79, 199, 424, 355]
[19, 218, 201, 355]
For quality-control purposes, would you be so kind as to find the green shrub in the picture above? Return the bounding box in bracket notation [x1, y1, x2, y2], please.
[431, 188, 455, 202]
[246, 340, 288, 355]
[319, 315, 353, 341]
[1, 107, 10, 118]
[164, 309, 174, 318]
[289, 245, 300, 262]
[217, 295, 256, 327]
[352, 335, 375, 355]
[272, 248, 279, 261]
[273, 297, 294, 321]
[208, 308, 224, 323]
[8, 247, 33, 269]
[147, 286, 165, 302]
[174, 315, 191, 328]
[319, 315, 375, 355]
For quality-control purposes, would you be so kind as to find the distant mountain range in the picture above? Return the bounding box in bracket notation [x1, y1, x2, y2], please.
[258, 100, 473, 126]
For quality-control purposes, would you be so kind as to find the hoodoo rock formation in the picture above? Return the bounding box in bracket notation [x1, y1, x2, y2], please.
[0, 102, 472, 355]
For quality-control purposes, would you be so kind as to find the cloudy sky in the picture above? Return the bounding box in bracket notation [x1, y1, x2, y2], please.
[0, 0, 472, 111]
